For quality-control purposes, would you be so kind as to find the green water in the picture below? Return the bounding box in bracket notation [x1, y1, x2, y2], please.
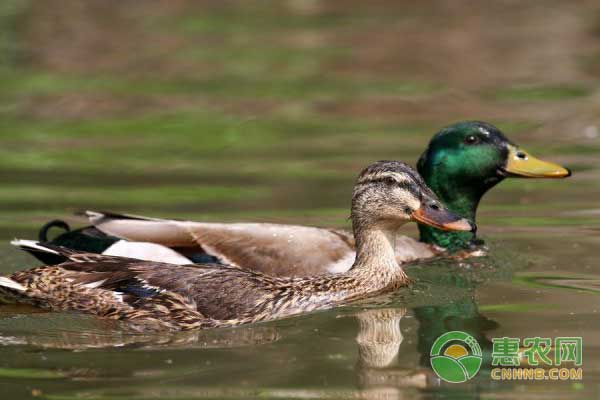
[0, 1, 599, 398]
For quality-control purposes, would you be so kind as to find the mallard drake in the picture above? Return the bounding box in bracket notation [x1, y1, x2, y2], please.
[26, 121, 570, 275]
[2, 161, 473, 331]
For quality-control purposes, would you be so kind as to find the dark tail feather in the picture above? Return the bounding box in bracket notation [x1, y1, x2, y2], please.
[39, 220, 71, 242]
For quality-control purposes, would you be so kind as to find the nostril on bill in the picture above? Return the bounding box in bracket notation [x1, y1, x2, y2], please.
[429, 203, 440, 211]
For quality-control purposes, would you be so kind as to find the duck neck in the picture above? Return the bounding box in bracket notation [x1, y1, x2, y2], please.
[349, 223, 408, 289]
[418, 173, 499, 251]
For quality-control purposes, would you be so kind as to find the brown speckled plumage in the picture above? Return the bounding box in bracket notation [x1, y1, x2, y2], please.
[3, 161, 470, 331]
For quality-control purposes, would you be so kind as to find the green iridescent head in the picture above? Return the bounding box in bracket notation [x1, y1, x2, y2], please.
[417, 121, 571, 251]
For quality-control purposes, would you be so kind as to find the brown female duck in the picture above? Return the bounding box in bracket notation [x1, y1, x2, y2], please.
[2, 161, 473, 331]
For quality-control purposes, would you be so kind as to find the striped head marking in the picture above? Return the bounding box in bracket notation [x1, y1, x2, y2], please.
[352, 161, 430, 227]
[351, 161, 473, 232]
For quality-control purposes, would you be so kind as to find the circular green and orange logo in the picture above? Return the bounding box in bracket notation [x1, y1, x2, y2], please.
[430, 331, 483, 383]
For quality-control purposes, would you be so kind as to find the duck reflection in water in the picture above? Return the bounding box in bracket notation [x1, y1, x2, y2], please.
[0, 313, 280, 350]
[355, 307, 431, 394]
[353, 298, 496, 394]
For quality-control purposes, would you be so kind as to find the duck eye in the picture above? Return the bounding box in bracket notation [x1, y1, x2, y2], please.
[464, 135, 479, 145]
[384, 177, 396, 185]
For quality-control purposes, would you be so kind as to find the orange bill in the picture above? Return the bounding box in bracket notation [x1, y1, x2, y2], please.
[412, 206, 475, 232]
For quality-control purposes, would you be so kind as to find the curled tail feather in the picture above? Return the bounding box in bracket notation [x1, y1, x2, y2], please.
[38, 220, 70, 242]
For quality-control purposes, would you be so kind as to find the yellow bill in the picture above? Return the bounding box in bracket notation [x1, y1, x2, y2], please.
[504, 145, 571, 178]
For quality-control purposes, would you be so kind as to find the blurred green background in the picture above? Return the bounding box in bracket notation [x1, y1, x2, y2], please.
[0, 0, 598, 238]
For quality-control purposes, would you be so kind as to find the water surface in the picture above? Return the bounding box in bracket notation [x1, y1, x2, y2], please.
[0, 1, 599, 399]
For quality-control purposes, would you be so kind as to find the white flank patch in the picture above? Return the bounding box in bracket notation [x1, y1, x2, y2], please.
[326, 252, 356, 274]
[10, 239, 59, 255]
[104, 241, 190, 264]
[0, 277, 26, 292]
[112, 291, 124, 302]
